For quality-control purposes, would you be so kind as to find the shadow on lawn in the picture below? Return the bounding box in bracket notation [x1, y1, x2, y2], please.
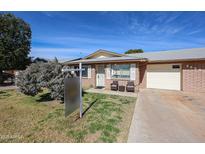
[36, 92, 53, 102]
[0, 91, 6, 94]
[75, 98, 98, 121]
[82, 99, 97, 116]
[0, 82, 14, 87]
[37, 89, 87, 103]
[0, 90, 11, 97]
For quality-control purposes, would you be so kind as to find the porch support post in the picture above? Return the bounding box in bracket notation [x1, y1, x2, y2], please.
[79, 62, 83, 118]
[136, 62, 140, 92]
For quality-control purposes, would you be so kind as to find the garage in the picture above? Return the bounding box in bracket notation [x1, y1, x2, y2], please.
[147, 64, 181, 90]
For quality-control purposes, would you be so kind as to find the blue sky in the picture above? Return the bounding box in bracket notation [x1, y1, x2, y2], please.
[6, 12, 205, 60]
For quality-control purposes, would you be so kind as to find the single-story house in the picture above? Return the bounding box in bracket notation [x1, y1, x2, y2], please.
[64, 48, 205, 93]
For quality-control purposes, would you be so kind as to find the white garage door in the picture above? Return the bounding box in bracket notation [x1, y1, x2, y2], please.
[147, 64, 181, 90]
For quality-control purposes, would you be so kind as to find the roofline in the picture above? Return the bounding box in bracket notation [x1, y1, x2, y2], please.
[83, 49, 123, 59]
[62, 58, 82, 65]
[143, 47, 205, 54]
[148, 58, 205, 63]
[63, 47, 205, 64]
[64, 57, 205, 65]
[65, 58, 147, 65]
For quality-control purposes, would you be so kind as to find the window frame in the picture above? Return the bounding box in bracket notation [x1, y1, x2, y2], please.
[82, 65, 89, 78]
[111, 64, 130, 80]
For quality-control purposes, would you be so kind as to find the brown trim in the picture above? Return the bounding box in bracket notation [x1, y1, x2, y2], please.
[66, 59, 205, 66]
[66, 59, 146, 65]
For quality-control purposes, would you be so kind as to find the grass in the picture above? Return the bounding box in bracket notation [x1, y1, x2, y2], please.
[0, 89, 136, 143]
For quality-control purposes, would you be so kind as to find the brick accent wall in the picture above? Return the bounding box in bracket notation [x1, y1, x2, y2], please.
[138, 60, 205, 92]
[139, 62, 147, 89]
[182, 61, 205, 93]
[82, 64, 96, 89]
[80, 60, 205, 93]
[74, 62, 140, 91]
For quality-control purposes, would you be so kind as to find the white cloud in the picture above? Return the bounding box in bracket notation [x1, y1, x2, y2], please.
[30, 47, 92, 59]
[32, 47, 89, 53]
[187, 29, 202, 35]
[41, 12, 54, 18]
[127, 13, 188, 36]
[164, 13, 181, 24]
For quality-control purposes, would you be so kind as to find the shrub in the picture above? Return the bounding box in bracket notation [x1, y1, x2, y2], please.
[16, 59, 72, 101]
[38, 60, 62, 87]
[48, 73, 65, 101]
[16, 63, 41, 96]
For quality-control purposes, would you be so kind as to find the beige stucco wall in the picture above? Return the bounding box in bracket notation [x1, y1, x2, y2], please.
[87, 52, 120, 59]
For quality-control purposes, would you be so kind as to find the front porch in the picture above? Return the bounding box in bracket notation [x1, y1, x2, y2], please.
[64, 49, 146, 91]
[85, 88, 138, 98]
[80, 62, 140, 91]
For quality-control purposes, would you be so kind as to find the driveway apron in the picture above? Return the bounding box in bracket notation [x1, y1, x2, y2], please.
[128, 89, 205, 142]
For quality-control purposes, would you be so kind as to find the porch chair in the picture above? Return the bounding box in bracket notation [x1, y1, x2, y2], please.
[126, 81, 135, 92]
[110, 81, 119, 91]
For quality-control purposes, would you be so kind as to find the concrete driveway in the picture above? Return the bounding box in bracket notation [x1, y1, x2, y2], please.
[128, 89, 205, 142]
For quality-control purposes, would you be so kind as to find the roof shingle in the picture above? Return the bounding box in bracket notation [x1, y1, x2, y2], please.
[127, 48, 205, 61]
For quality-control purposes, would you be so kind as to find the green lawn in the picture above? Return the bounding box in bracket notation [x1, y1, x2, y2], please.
[0, 89, 136, 143]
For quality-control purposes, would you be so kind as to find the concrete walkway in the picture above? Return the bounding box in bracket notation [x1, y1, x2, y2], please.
[128, 89, 205, 142]
[85, 88, 138, 97]
[0, 85, 17, 90]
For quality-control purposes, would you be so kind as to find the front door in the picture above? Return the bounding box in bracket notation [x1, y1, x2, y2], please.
[96, 65, 105, 87]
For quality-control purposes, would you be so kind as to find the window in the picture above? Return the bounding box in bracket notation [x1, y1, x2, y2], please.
[74, 65, 89, 78]
[82, 65, 89, 77]
[111, 64, 130, 79]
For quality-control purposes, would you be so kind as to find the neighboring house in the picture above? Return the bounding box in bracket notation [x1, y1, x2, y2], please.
[64, 48, 205, 93]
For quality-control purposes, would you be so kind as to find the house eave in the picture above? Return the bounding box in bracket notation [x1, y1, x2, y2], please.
[64, 58, 147, 65]
[148, 58, 205, 63]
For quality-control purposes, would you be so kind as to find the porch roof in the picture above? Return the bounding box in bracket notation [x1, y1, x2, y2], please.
[63, 56, 147, 65]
